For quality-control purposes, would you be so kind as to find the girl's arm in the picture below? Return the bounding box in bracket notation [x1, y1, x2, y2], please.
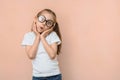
[41, 36, 58, 60]
[25, 20, 41, 60]
[25, 36, 40, 60]
[40, 27, 58, 60]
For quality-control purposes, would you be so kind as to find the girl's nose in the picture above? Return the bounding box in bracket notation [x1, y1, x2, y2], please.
[41, 21, 46, 26]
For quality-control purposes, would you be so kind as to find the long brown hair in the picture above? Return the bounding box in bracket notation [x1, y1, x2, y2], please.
[32, 9, 62, 55]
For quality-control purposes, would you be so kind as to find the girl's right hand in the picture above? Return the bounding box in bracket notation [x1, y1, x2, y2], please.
[32, 21, 40, 36]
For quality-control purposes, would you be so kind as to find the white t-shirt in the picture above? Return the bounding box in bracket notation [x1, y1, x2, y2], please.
[21, 31, 61, 77]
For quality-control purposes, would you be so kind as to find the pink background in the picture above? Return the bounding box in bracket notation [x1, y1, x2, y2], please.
[0, 0, 120, 80]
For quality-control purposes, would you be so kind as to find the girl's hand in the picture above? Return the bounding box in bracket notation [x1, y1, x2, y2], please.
[32, 21, 40, 36]
[40, 27, 53, 38]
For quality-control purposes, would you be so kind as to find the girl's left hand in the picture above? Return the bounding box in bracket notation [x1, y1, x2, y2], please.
[40, 27, 53, 38]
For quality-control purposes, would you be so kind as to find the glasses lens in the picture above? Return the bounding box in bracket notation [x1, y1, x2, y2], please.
[38, 15, 46, 23]
[46, 20, 54, 27]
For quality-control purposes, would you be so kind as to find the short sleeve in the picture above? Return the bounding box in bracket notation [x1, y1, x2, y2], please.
[21, 32, 35, 47]
[49, 31, 61, 45]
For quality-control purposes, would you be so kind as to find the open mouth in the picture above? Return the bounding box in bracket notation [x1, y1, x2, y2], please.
[40, 27, 43, 29]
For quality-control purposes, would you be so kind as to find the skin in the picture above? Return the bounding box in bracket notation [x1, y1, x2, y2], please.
[25, 11, 58, 60]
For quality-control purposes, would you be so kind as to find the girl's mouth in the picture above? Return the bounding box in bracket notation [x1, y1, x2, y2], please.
[40, 27, 43, 29]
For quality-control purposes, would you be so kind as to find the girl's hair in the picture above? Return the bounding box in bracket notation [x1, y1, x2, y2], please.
[32, 9, 62, 55]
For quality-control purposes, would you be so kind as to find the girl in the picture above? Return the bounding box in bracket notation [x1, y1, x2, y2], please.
[21, 9, 62, 80]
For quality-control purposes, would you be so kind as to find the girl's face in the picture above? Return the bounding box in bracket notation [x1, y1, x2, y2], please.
[35, 11, 55, 33]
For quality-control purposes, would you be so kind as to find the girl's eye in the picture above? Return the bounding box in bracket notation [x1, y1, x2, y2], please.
[46, 20, 54, 27]
[38, 15, 46, 23]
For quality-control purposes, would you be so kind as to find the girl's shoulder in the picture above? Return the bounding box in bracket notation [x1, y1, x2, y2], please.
[48, 31, 57, 36]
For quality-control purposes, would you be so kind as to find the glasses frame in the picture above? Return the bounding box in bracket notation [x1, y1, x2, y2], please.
[38, 15, 55, 27]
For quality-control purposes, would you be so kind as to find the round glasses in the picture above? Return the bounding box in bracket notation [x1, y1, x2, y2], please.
[38, 15, 55, 27]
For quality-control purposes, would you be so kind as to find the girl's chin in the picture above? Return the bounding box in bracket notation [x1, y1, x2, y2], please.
[38, 30, 43, 34]
[37, 29, 45, 34]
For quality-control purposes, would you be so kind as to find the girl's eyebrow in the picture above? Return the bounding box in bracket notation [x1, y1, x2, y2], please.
[46, 18, 54, 21]
[46, 19, 54, 21]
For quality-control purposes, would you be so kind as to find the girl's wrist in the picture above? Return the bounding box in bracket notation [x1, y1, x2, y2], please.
[36, 35, 41, 40]
[41, 36, 45, 41]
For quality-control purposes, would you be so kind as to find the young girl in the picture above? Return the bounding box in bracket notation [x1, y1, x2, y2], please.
[21, 9, 62, 80]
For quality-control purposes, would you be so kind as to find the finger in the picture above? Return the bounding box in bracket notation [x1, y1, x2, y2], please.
[50, 27, 54, 31]
[34, 22, 37, 29]
[33, 17, 37, 22]
[33, 21, 36, 26]
[46, 27, 53, 32]
[42, 27, 53, 35]
[45, 29, 52, 35]
[51, 26, 54, 30]
[32, 21, 35, 31]
[33, 23, 37, 33]
[48, 27, 53, 33]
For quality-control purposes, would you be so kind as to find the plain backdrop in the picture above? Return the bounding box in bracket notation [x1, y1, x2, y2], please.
[0, 0, 120, 80]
